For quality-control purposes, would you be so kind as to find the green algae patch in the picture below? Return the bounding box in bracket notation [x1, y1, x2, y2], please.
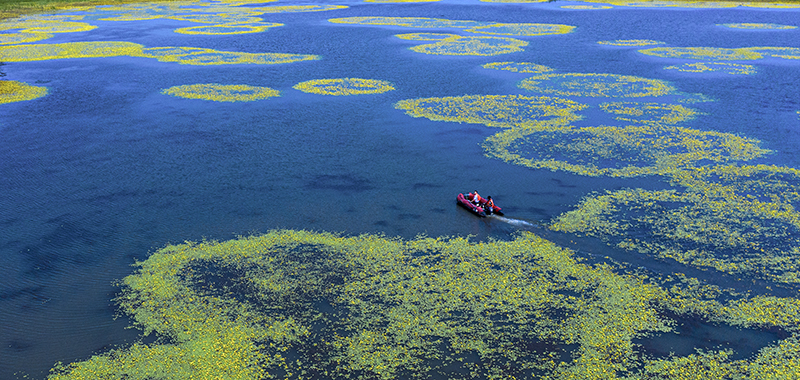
[0, 31, 52, 44]
[293, 78, 395, 95]
[407, 35, 528, 56]
[482, 61, 554, 73]
[328, 16, 491, 29]
[483, 124, 768, 178]
[599, 102, 698, 125]
[719, 23, 798, 30]
[45, 230, 800, 380]
[394, 32, 458, 41]
[394, 94, 587, 128]
[464, 23, 575, 36]
[0, 42, 319, 65]
[664, 62, 758, 75]
[597, 39, 666, 47]
[518, 73, 676, 98]
[0, 18, 96, 33]
[639, 47, 765, 61]
[174, 22, 283, 35]
[161, 83, 280, 102]
[552, 164, 800, 284]
[0, 80, 48, 104]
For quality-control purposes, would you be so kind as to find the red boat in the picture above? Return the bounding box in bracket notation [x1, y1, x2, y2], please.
[456, 193, 503, 217]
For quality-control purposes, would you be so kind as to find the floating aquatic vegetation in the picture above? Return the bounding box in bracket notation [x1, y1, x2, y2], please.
[746, 47, 800, 60]
[639, 47, 764, 61]
[482, 61, 553, 73]
[329, 16, 491, 29]
[0, 42, 319, 66]
[45, 230, 800, 380]
[249, 5, 348, 13]
[601, 1, 739, 8]
[293, 78, 395, 95]
[483, 124, 768, 177]
[168, 14, 264, 24]
[395, 94, 587, 128]
[0, 31, 52, 45]
[742, 1, 800, 8]
[162, 84, 280, 102]
[719, 23, 798, 30]
[518, 73, 676, 98]
[597, 39, 666, 47]
[465, 23, 575, 36]
[365, 0, 441, 2]
[552, 164, 800, 284]
[0, 19, 97, 34]
[560, 4, 613, 9]
[406, 35, 528, 56]
[599, 102, 698, 125]
[174, 22, 282, 35]
[394, 32, 459, 41]
[0, 80, 48, 104]
[663, 62, 758, 75]
[0, 41, 144, 61]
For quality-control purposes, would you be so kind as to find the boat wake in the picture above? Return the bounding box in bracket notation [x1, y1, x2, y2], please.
[489, 215, 537, 228]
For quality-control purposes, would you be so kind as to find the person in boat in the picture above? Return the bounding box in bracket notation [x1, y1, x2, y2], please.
[483, 196, 495, 215]
[468, 190, 482, 205]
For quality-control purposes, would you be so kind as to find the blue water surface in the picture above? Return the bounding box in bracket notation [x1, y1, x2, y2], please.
[1, 0, 799, 378]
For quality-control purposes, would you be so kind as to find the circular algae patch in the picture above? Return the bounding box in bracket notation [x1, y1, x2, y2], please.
[0, 31, 52, 45]
[518, 73, 676, 98]
[408, 35, 528, 56]
[0, 80, 48, 104]
[639, 47, 764, 60]
[174, 22, 283, 35]
[293, 78, 395, 95]
[465, 23, 575, 36]
[719, 23, 798, 30]
[162, 83, 280, 102]
[482, 61, 553, 73]
[664, 62, 758, 75]
[599, 102, 698, 125]
[597, 39, 666, 47]
[483, 124, 768, 177]
[394, 94, 587, 128]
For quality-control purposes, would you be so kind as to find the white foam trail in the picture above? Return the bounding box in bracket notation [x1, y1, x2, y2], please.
[490, 215, 536, 227]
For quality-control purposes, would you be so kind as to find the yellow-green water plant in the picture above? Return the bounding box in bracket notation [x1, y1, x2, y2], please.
[0, 80, 48, 104]
[482, 124, 769, 177]
[174, 22, 282, 35]
[598, 102, 698, 125]
[403, 35, 529, 56]
[551, 164, 800, 284]
[161, 83, 280, 102]
[663, 62, 758, 75]
[597, 39, 666, 47]
[639, 46, 766, 61]
[0, 41, 320, 65]
[293, 78, 395, 96]
[328, 16, 575, 37]
[394, 94, 588, 128]
[482, 61, 554, 73]
[45, 229, 800, 380]
[518, 73, 676, 98]
[718, 23, 798, 30]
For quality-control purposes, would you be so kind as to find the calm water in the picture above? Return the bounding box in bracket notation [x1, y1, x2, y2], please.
[1, 1, 799, 378]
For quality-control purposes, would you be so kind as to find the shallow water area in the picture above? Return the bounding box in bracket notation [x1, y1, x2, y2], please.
[1, 0, 800, 379]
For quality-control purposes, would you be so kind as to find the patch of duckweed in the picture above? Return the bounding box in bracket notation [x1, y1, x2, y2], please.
[743, 2, 800, 8]
[483, 124, 767, 178]
[719, 23, 798, 30]
[482, 61, 554, 73]
[0, 80, 48, 104]
[0, 42, 319, 65]
[293, 78, 395, 95]
[597, 39, 666, 47]
[0, 19, 96, 33]
[464, 23, 575, 36]
[89, 4, 346, 23]
[161, 83, 280, 102]
[174, 22, 283, 35]
[406, 35, 528, 56]
[365, 0, 441, 2]
[552, 164, 800, 284]
[746, 47, 800, 60]
[664, 62, 758, 75]
[518, 73, 676, 98]
[328, 16, 491, 29]
[46, 230, 800, 380]
[639, 47, 764, 61]
[599, 102, 698, 125]
[561, 5, 613, 9]
[394, 94, 587, 128]
[394, 32, 459, 41]
[0, 31, 52, 44]
[0, 41, 144, 61]
[599, 1, 739, 8]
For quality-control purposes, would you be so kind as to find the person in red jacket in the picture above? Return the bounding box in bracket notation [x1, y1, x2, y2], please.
[468, 190, 482, 205]
[483, 196, 495, 214]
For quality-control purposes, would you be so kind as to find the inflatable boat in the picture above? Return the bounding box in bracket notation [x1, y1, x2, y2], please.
[456, 193, 503, 217]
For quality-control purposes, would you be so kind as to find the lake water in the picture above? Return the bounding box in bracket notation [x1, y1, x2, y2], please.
[1, 0, 799, 378]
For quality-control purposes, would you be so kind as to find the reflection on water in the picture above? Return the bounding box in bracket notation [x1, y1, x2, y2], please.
[1, 0, 799, 379]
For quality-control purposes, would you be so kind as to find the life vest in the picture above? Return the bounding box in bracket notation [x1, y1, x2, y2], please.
[469, 192, 481, 203]
[485, 198, 494, 209]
